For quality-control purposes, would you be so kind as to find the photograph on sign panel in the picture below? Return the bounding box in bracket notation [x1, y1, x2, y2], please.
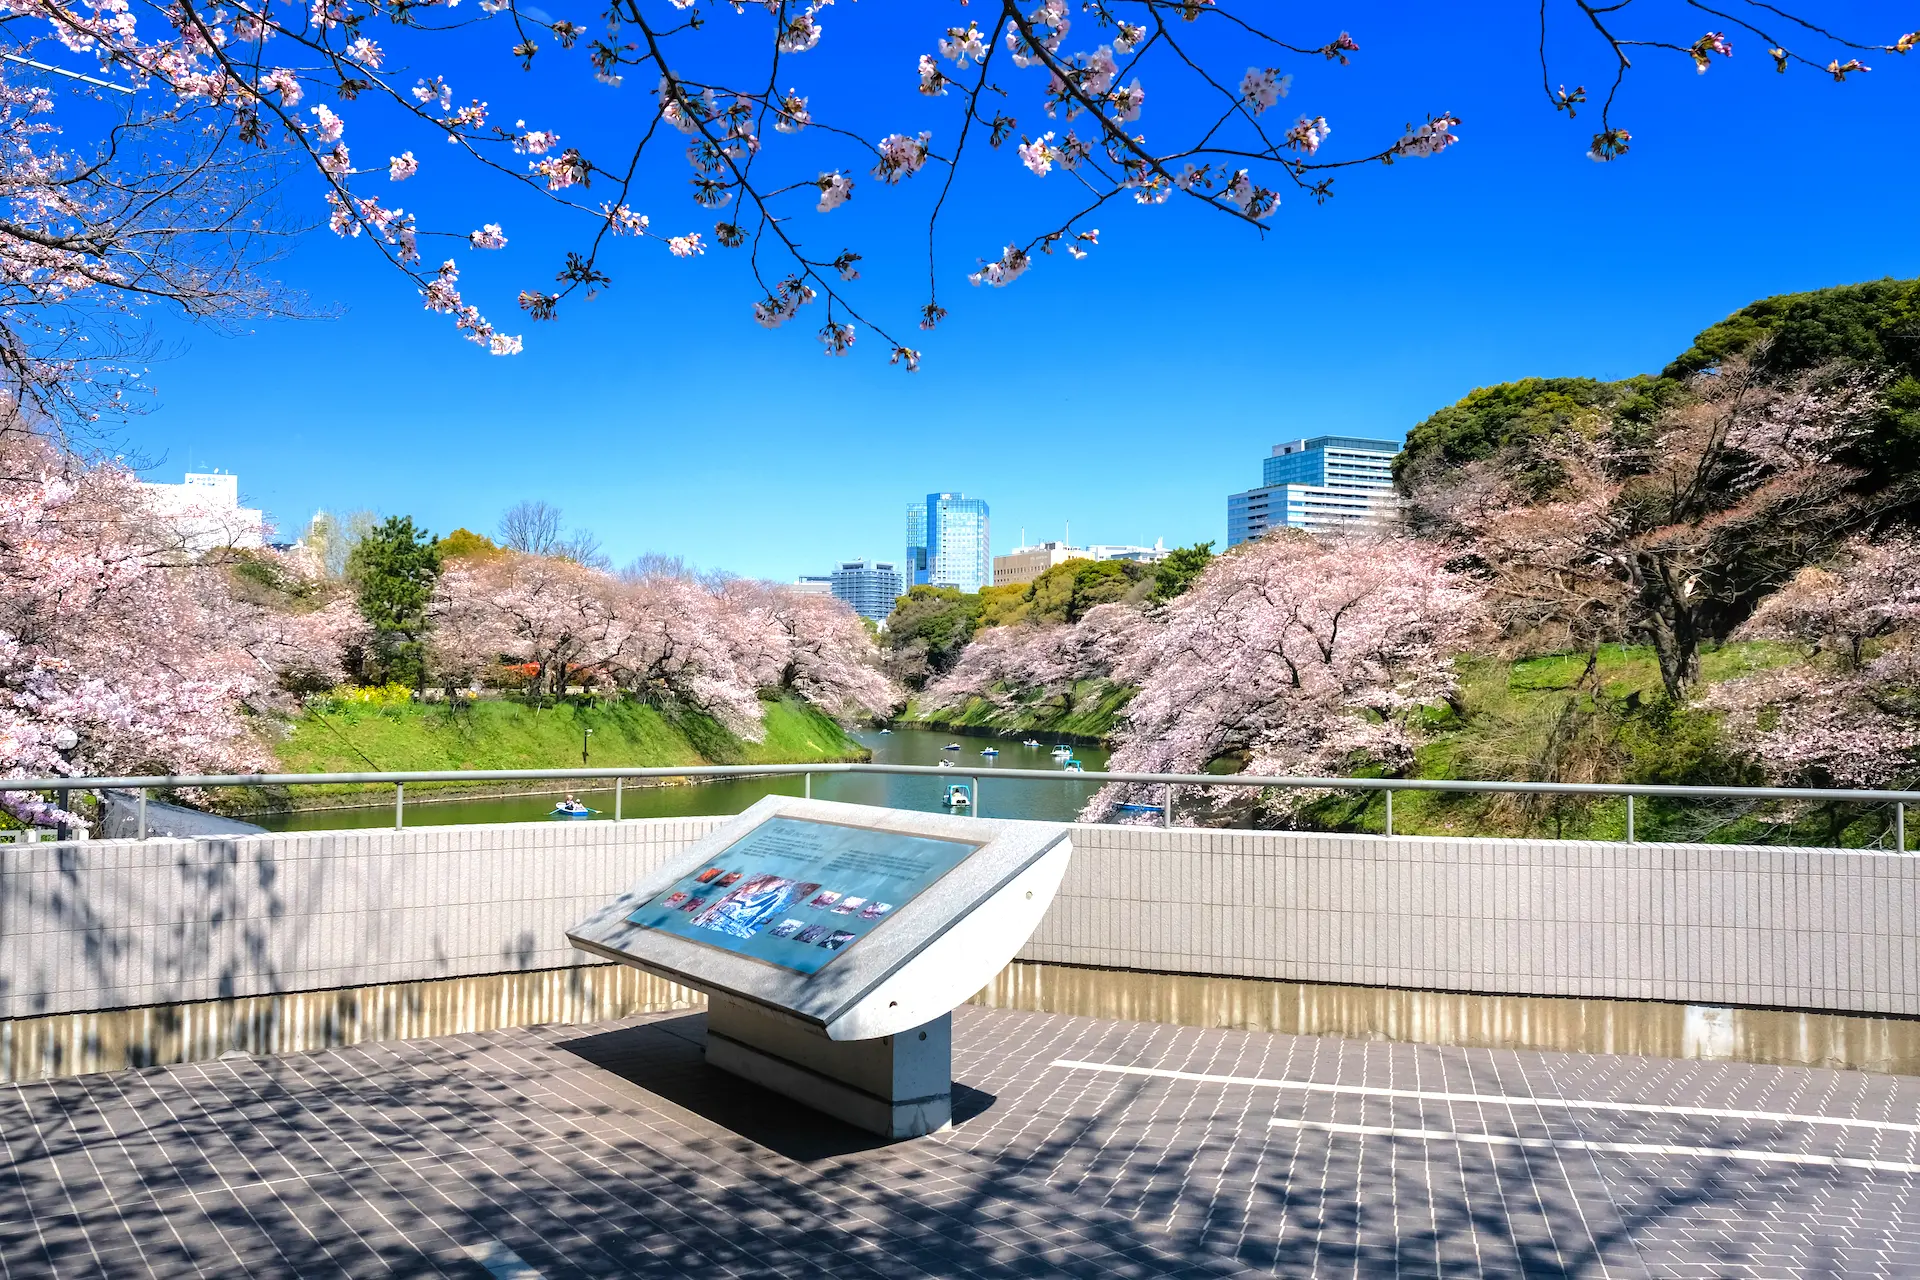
[624, 816, 982, 975]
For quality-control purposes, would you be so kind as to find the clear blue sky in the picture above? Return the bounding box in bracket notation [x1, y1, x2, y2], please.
[125, 2, 1918, 579]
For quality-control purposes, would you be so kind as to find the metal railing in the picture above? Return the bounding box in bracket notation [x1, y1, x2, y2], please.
[0, 763, 1913, 850]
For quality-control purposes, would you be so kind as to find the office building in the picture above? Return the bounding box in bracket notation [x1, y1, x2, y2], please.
[828, 559, 904, 621]
[138, 470, 265, 555]
[1261, 436, 1399, 491]
[1084, 540, 1170, 566]
[1227, 436, 1404, 545]
[904, 503, 928, 583]
[993, 540, 1083, 587]
[792, 576, 835, 597]
[906, 493, 990, 593]
[993, 538, 1170, 587]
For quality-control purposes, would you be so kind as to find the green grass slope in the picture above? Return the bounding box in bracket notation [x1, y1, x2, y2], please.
[1287, 641, 1890, 846]
[899, 678, 1134, 743]
[249, 695, 867, 807]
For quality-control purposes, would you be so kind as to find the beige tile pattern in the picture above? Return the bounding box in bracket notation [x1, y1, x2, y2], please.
[1020, 828, 1920, 1018]
[4, 820, 1915, 1029]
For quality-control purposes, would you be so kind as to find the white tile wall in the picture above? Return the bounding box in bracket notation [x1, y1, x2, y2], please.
[4, 819, 1915, 1022]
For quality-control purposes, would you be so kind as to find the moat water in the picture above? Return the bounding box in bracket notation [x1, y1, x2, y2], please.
[247, 726, 1112, 831]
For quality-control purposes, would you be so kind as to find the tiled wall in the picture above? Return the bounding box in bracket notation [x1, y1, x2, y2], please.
[3, 818, 1915, 1023]
[0, 818, 726, 1020]
[1030, 827, 1920, 1018]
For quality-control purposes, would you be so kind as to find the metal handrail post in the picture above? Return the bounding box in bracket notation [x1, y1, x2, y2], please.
[971, 776, 980, 817]
[1899, 802, 1907, 854]
[804, 773, 811, 800]
[614, 778, 623, 821]
[1163, 784, 1172, 828]
[395, 783, 404, 830]
[1384, 791, 1393, 838]
[1627, 795, 1636, 844]
[137, 788, 148, 841]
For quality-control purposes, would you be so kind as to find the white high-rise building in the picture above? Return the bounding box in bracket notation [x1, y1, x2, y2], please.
[1227, 436, 1405, 544]
[138, 471, 265, 555]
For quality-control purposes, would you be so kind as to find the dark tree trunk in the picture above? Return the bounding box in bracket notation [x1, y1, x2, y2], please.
[1630, 553, 1703, 701]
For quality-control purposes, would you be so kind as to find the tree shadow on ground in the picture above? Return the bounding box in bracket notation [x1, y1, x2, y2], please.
[0, 1013, 1885, 1279]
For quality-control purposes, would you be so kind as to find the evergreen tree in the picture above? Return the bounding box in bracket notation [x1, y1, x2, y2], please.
[347, 516, 443, 691]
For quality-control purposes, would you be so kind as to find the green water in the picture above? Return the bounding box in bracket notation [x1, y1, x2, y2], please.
[247, 727, 1111, 831]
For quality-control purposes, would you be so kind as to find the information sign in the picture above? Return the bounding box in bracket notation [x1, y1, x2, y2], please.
[623, 816, 981, 976]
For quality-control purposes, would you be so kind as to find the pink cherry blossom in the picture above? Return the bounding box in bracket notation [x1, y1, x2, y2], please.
[968, 245, 1030, 287]
[389, 151, 419, 181]
[309, 104, 345, 144]
[469, 223, 508, 250]
[1240, 67, 1291, 112]
[0, 428, 362, 826]
[917, 54, 950, 97]
[815, 172, 853, 212]
[1088, 534, 1483, 821]
[872, 131, 932, 183]
[939, 22, 988, 65]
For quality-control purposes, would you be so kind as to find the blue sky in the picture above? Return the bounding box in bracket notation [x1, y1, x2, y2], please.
[122, 2, 1918, 579]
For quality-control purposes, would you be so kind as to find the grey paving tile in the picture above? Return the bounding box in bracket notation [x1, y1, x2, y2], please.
[3, 1007, 1919, 1277]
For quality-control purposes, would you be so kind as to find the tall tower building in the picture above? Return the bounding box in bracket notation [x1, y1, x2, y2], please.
[906, 493, 990, 593]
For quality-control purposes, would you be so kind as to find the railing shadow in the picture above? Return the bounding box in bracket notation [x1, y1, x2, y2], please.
[0, 1013, 1878, 1279]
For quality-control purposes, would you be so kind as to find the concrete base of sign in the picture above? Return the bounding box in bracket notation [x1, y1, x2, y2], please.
[704, 993, 952, 1139]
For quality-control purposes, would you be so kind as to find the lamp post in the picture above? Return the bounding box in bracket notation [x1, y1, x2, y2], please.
[582, 727, 593, 766]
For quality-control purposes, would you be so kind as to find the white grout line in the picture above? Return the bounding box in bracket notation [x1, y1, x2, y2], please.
[1051, 1059, 1920, 1134]
[1265, 1117, 1920, 1177]
[464, 1241, 543, 1279]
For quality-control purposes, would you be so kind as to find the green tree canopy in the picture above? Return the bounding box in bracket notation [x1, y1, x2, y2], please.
[882, 585, 981, 681]
[434, 527, 499, 560]
[348, 516, 442, 689]
[1148, 542, 1216, 605]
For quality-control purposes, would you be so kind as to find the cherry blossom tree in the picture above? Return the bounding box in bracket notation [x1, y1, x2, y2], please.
[921, 600, 1145, 720]
[0, 424, 357, 824]
[1087, 532, 1483, 821]
[1411, 354, 1887, 699]
[602, 571, 765, 735]
[431, 551, 616, 700]
[1704, 534, 1920, 788]
[430, 549, 894, 734]
[717, 579, 896, 723]
[0, 0, 1907, 388]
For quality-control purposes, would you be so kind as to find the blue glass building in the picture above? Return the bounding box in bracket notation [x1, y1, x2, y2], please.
[906, 493, 991, 593]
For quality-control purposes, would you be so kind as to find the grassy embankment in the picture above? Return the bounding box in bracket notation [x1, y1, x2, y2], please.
[898, 679, 1132, 743]
[228, 695, 868, 812]
[904, 641, 1892, 845]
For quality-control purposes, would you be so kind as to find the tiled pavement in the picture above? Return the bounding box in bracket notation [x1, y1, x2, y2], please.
[3, 1007, 1920, 1278]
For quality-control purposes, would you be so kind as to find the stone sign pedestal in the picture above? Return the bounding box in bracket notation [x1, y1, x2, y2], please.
[569, 796, 1071, 1142]
[705, 992, 952, 1138]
